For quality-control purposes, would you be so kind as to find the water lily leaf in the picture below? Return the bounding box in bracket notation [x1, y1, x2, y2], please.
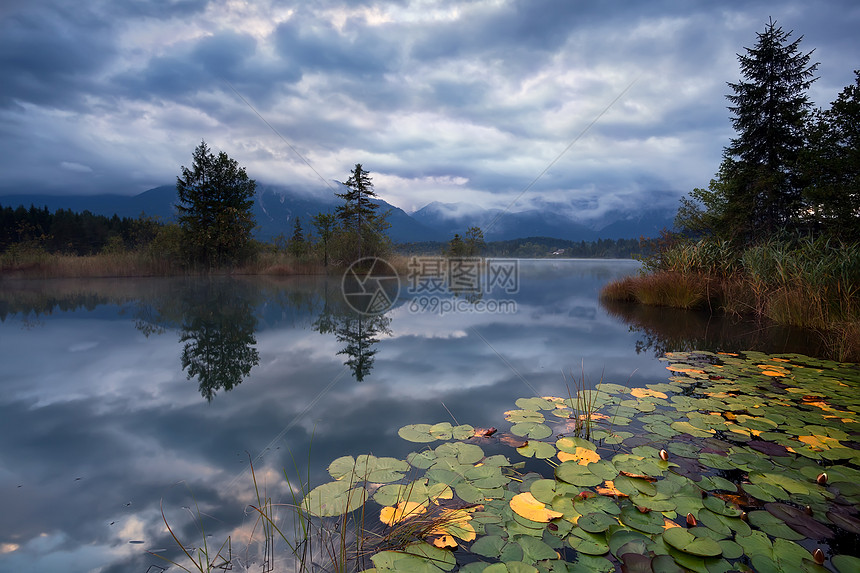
[452, 424, 476, 440]
[702, 495, 741, 517]
[370, 549, 447, 572]
[765, 502, 834, 539]
[749, 472, 812, 495]
[747, 510, 806, 540]
[517, 535, 557, 562]
[455, 482, 485, 504]
[587, 460, 619, 481]
[650, 554, 685, 573]
[741, 483, 778, 502]
[557, 446, 600, 465]
[567, 528, 609, 555]
[619, 504, 666, 534]
[516, 397, 556, 411]
[529, 478, 576, 504]
[399, 424, 440, 443]
[403, 541, 457, 571]
[469, 534, 506, 558]
[573, 554, 614, 572]
[517, 440, 556, 459]
[435, 442, 484, 465]
[833, 555, 860, 573]
[407, 450, 437, 469]
[671, 421, 715, 438]
[827, 510, 860, 534]
[380, 500, 427, 525]
[302, 481, 367, 517]
[631, 388, 668, 399]
[556, 436, 598, 453]
[511, 422, 553, 440]
[555, 461, 602, 487]
[368, 457, 410, 482]
[510, 492, 563, 523]
[661, 527, 722, 557]
[608, 529, 650, 558]
[578, 512, 617, 533]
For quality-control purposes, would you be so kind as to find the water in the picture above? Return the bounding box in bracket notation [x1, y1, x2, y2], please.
[0, 259, 821, 572]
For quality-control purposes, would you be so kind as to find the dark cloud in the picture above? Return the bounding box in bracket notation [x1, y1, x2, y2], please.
[0, 5, 115, 109]
[0, 0, 857, 212]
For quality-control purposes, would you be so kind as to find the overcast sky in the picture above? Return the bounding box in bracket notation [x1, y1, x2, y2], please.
[1, 0, 857, 219]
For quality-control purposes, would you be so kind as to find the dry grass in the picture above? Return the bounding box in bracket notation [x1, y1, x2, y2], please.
[601, 272, 709, 310]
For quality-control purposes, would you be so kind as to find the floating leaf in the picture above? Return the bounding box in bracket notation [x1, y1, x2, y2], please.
[302, 481, 367, 517]
[509, 492, 563, 523]
[380, 501, 427, 525]
[398, 424, 440, 443]
[517, 440, 556, 459]
[556, 461, 602, 487]
[557, 446, 600, 465]
[661, 527, 722, 557]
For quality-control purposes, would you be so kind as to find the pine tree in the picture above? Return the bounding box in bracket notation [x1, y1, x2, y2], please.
[336, 163, 378, 260]
[723, 18, 818, 238]
[288, 216, 306, 258]
[175, 140, 257, 266]
[312, 212, 337, 266]
[800, 71, 860, 240]
[678, 20, 818, 241]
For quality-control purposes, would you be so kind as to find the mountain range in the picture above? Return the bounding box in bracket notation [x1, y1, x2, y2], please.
[0, 184, 676, 243]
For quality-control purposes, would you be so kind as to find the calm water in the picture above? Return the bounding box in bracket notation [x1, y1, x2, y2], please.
[0, 260, 821, 572]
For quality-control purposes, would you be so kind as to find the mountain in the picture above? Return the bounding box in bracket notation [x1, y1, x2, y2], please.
[0, 185, 445, 243]
[410, 201, 670, 242]
[0, 187, 674, 243]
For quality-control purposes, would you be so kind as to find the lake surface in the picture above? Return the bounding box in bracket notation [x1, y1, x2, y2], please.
[0, 259, 823, 572]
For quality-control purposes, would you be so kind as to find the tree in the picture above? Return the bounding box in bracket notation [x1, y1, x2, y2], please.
[311, 212, 337, 266]
[446, 233, 466, 257]
[799, 71, 860, 240]
[288, 216, 306, 258]
[678, 20, 818, 241]
[464, 226, 486, 256]
[175, 140, 257, 266]
[336, 163, 378, 260]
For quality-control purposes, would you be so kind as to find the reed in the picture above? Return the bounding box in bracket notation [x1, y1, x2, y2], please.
[602, 236, 860, 361]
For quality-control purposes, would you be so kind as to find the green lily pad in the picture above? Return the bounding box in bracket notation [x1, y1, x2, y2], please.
[511, 421, 553, 440]
[302, 480, 367, 517]
[662, 527, 723, 557]
[567, 528, 609, 555]
[517, 440, 556, 459]
[578, 512, 618, 533]
[555, 461, 602, 487]
[833, 555, 860, 573]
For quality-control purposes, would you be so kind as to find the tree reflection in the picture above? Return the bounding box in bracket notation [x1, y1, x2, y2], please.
[131, 279, 262, 401]
[179, 285, 260, 401]
[314, 281, 391, 382]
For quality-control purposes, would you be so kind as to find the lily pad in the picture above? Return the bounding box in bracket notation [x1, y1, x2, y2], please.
[302, 481, 367, 517]
[661, 527, 722, 557]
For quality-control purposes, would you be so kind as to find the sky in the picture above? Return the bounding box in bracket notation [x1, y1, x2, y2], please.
[1, 0, 858, 220]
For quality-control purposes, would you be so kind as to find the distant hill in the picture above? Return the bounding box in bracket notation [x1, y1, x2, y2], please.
[1, 186, 675, 243]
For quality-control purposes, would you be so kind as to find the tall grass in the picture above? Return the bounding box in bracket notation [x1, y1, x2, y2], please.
[603, 236, 860, 361]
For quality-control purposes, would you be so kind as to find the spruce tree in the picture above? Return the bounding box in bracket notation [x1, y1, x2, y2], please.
[175, 140, 257, 266]
[723, 18, 818, 238]
[336, 163, 378, 260]
[677, 20, 818, 241]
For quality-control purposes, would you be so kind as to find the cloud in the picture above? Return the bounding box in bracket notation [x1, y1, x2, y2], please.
[0, 0, 857, 218]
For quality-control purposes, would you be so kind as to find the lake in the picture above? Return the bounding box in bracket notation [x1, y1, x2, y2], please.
[0, 259, 832, 572]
